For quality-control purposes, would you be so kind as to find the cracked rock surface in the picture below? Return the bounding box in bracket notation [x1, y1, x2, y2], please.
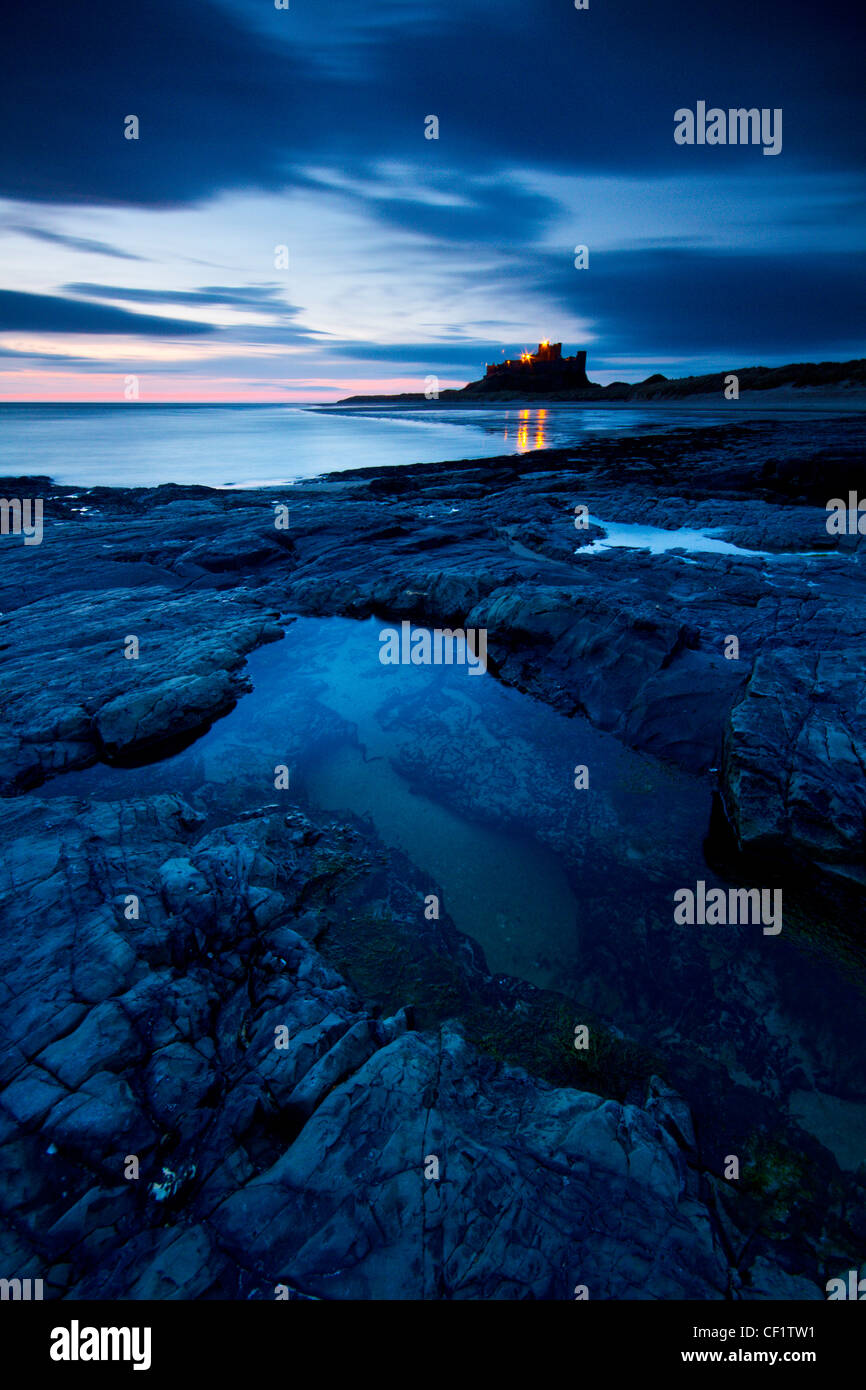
[0, 795, 821, 1299]
[1, 418, 863, 1299]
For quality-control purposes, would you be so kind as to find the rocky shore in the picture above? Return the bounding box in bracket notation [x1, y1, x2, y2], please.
[1, 414, 864, 1299]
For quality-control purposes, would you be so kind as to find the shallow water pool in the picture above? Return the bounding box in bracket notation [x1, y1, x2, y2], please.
[43, 615, 866, 1168]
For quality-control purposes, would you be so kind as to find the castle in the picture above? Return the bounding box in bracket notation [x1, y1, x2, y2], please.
[482, 340, 589, 391]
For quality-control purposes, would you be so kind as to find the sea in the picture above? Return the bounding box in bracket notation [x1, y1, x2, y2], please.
[1, 400, 857, 489]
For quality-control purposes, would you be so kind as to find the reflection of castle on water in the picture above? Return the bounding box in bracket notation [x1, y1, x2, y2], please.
[503, 408, 547, 453]
[485, 340, 589, 389]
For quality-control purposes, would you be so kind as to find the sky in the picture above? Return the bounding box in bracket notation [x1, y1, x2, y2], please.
[0, 0, 863, 401]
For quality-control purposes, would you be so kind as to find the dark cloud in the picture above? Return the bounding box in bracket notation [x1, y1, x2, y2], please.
[368, 186, 556, 245]
[0, 0, 302, 206]
[7, 226, 147, 260]
[0, 290, 215, 335]
[295, 167, 560, 245]
[352, 0, 865, 176]
[1, 0, 862, 210]
[536, 247, 866, 359]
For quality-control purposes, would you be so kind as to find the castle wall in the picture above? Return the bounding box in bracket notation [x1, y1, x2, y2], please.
[478, 344, 590, 391]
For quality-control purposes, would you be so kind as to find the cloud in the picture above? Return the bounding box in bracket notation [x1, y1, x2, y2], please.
[0, 290, 215, 335]
[62, 282, 298, 310]
[0, 0, 302, 206]
[1, 0, 864, 394]
[2, 0, 863, 213]
[536, 246, 866, 359]
[328, 341, 493, 368]
[6, 226, 147, 260]
[295, 165, 559, 245]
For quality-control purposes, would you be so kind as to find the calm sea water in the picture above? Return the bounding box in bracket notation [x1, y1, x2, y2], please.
[0, 400, 819, 488]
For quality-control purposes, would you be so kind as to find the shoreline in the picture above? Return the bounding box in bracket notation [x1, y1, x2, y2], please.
[322, 388, 866, 413]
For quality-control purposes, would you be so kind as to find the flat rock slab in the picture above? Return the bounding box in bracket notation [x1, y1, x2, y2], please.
[0, 588, 282, 790]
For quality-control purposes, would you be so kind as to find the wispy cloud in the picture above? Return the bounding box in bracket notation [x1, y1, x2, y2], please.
[62, 282, 296, 310]
[7, 225, 147, 260]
